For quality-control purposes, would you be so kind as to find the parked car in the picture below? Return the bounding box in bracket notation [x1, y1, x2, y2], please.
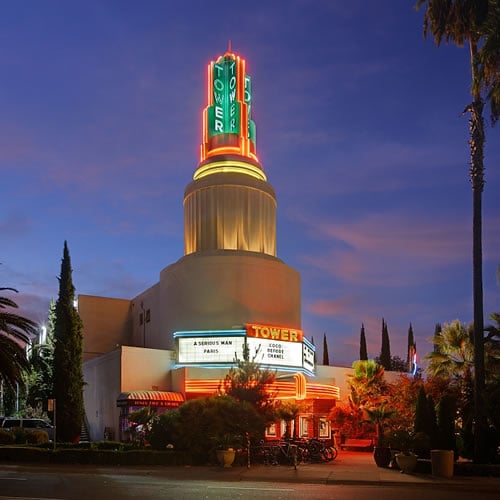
[1, 418, 54, 440]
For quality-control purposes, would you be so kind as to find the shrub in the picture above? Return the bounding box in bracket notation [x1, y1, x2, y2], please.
[26, 430, 49, 445]
[0, 429, 15, 445]
[11, 427, 28, 444]
[148, 412, 179, 450]
[91, 440, 124, 451]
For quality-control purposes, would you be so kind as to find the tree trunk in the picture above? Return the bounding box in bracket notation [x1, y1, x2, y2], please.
[468, 39, 487, 464]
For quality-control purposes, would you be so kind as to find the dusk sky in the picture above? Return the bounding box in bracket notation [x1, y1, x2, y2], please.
[2, 1, 499, 367]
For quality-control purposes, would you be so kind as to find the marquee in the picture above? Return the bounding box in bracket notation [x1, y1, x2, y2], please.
[174, 325, 316, 376]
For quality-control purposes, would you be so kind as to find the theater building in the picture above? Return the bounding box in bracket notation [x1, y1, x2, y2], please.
[81, 48, 344, 443]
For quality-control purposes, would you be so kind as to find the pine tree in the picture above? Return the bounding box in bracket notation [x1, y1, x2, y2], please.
[359, 323, 368, 360]
[53, 241, 84, 442]
[322, 333, 330, 366]
[379, 318, 392, 371]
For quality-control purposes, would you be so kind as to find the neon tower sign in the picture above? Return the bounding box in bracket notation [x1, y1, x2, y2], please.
[201, 48, 258, 164]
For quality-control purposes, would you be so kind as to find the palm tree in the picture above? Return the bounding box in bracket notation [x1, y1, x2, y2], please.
[347, 360, 387, 410]
[416, 0, 500, 463]
[425, 320, 474, 382]
[0, 287, 38, 390]
[275, 401, 305, 440]
[364, 405, 395, 447]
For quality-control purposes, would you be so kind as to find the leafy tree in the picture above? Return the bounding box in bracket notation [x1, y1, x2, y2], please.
[25, 300, 55, 413]
[222, 340, 276, 417]
[377, 319, 392, 371]
[359, 323, 368, 361]
[416, 0, 500, 463]
[53, 241, 84, 442]
[172, 395, 263, 464]
[385, 374, 419, 433]
[147, 410, 180, 450]
[390, 356, 409, 373]
[0, 287, 37, 391]
[322, 333, 330, 366]
[328, 403, 364, 439]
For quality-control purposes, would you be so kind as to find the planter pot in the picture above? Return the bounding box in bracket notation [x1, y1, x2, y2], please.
[373, 446, 392, 468]
[430, 449, 454, 478]
[395, 452, 418, 473]
[216, 449, 236, 468]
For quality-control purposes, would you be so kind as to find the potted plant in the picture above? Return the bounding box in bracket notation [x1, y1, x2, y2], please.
[364, 405, 394, 468]
[214, 433, 240, 467]
[387, 430, 418, 473]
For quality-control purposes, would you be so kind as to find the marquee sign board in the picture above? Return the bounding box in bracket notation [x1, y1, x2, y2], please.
[175, 325, 315, 375]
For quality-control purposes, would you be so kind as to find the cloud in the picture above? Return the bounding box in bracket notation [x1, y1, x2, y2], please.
[298, 212, 477, 289]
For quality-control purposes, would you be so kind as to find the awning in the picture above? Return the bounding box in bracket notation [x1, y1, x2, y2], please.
[117, 390, 185, 408]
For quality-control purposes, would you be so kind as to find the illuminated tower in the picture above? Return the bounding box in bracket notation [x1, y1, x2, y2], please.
[158, 49, 301, 347]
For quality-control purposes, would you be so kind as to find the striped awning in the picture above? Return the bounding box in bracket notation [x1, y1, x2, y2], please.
[117, 391, 185, 408]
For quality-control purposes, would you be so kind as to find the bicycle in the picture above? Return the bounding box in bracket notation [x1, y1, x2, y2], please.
[252, 439, 300, 467]
[303, 438, 338, 463]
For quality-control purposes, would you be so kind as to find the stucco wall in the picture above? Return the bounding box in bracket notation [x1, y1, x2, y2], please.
[157, 251, 301, 350]
[79, 295, 132, 361]
[121, 346, 175, 391]
[83, 346, 176, 441]
[83, 348, 122, 441]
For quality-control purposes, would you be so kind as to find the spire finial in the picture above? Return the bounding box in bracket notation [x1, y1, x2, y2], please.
[228, 39, 232, 53]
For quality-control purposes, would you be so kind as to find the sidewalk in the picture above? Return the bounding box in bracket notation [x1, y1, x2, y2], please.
[158, 450, 500, 492]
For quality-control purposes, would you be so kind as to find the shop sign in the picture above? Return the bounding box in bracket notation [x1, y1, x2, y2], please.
[246, 323, 303, 343]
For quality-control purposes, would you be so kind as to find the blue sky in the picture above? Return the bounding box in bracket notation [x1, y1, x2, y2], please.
[1, 0, 499, 366]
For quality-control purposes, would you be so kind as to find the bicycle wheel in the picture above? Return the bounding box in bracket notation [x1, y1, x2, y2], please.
[321, 446, 333, 462]
[330, 446, 338, 460]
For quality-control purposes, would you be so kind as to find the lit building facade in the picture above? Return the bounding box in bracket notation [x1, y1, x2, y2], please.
[81, 48, 343, 443]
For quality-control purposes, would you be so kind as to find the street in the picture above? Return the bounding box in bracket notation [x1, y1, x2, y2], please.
[0, 465, 498, 500]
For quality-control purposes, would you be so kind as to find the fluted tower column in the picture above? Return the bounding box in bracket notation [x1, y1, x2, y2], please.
[159, 49, 301, 348]
[184, 50, 277, 256]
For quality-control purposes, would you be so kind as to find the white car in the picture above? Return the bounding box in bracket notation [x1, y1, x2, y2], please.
[1, 418, 54, 441]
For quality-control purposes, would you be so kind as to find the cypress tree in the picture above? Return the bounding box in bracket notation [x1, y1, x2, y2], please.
[433, 323, 442, 353]
[53, 241, 84, 442]
[427, 394, 438, 449]
[414, 386, 429, 434]
[359, 323, 368, 360]
[436, 394, 456, 451]
[379, 318, 392, 371]
[322, 333, 330, 366]
[406, 323, 415, 364]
